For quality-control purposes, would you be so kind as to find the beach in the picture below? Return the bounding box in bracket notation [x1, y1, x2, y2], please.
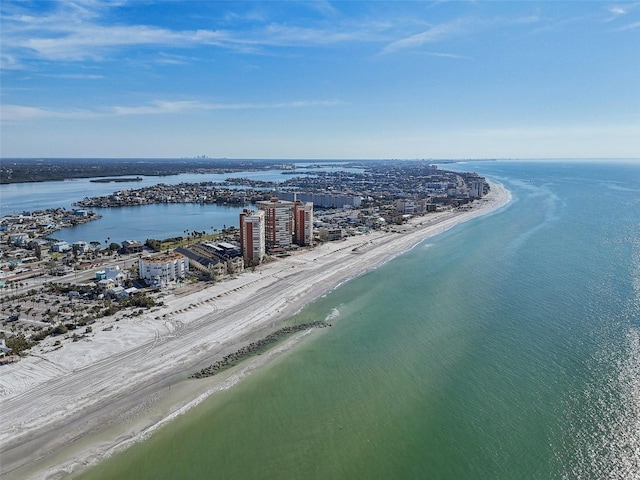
[0, 182, 511, 480]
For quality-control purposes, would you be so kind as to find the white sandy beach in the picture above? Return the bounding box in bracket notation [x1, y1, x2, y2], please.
[0, 182, 511, 480]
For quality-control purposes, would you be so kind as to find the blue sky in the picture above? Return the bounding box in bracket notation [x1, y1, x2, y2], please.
[1, 1, 639, 159]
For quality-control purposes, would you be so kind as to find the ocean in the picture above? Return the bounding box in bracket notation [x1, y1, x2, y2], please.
[74, 160, 639, 479]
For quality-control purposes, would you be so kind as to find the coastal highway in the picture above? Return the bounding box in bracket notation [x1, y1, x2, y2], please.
[4, 252, 144, 296]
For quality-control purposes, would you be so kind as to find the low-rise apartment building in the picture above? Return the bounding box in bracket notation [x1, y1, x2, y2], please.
[138, 253, 189, 287]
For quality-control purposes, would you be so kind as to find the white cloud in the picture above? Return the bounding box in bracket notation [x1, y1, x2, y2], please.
[380, 19, 470, 55]
[379, 14, 540, 55]
[260, 24, 367, 46]
[0, 53, 24, 70]
[42, 73, 103, 79]
[0, 104, 98, 121]
[20, 25, 231, 61]
[617, 21, 640, 31]
[605, 2, 640, 18]
[2, 99, 342, 122]
[421, 51, 472, 60]
[110, 100, 207, 116]
[154, 52, 195, 66]
[306, 1, 340, 18]
[111, 99, 341, 115]
[607, 6, 628, 17]
[0, 0, 397, 64]
[1, 1, 242, 61]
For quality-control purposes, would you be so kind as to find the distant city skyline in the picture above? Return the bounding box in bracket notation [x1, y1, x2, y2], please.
[1, 1, 639, 159]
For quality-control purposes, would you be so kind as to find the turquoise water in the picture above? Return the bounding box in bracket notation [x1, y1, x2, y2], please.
[77, 161, 640, 479]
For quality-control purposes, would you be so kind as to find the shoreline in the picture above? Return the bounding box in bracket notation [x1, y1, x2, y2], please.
[0, 181, 511, 480]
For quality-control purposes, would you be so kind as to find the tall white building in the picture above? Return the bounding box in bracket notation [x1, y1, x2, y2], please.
[394, 199, 416, 215]
[239, 209, 266, 264]
[469, 179, 485, 198]
[139, 253, 189, 287]
[255, 198, 314, 249]
[256, 198, 294, 249]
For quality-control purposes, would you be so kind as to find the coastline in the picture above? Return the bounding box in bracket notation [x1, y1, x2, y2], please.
[0, 181, 511, 480]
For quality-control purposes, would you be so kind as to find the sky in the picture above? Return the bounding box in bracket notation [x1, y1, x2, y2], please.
[1, 0, 639, 160]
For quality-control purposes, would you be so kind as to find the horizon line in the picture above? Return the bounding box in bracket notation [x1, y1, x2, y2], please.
[2, 157, 639, 162]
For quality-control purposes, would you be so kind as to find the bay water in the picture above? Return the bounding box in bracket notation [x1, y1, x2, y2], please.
[0, 164, 359, 245]
[71, 160, 639, 479]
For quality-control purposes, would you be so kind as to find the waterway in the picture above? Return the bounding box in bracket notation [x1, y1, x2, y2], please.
[0, 164, 359, 245]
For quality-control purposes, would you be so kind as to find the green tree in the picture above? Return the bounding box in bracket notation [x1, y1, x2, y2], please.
[5, 333, 34, 354]
[145, 239, 161, 251]
[52, 324, 68, 335]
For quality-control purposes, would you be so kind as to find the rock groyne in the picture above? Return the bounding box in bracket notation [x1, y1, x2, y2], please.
[189, 321, 330, 379]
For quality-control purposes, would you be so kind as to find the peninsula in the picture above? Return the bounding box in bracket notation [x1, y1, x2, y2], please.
[0, 179, 511, 480]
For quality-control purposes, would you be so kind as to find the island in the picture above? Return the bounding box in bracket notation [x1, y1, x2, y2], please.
[0, 160, 511, 480]
[89, 177, 143, 183]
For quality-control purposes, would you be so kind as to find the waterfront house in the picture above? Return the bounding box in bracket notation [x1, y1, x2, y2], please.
[72, 241, 90, 255]
[122, 240, 143, 254]
[51, 241, 71, 253]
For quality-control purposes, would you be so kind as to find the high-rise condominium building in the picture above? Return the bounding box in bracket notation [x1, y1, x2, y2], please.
[239, 209, 266, 264]
[256, 198, 314, 249]
[256, 198, 294, 248]
[293, 200, 314, 246]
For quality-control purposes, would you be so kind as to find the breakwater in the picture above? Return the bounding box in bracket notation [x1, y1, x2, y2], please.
[190, 321, 331, 379]
[90, 177, 142, 183]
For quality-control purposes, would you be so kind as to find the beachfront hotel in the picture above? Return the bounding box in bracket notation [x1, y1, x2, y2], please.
[138, 252, 189, 287]
[239, 209, 266, 265]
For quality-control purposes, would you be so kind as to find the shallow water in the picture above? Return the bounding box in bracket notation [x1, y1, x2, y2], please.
[77, 160, 640, 479]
